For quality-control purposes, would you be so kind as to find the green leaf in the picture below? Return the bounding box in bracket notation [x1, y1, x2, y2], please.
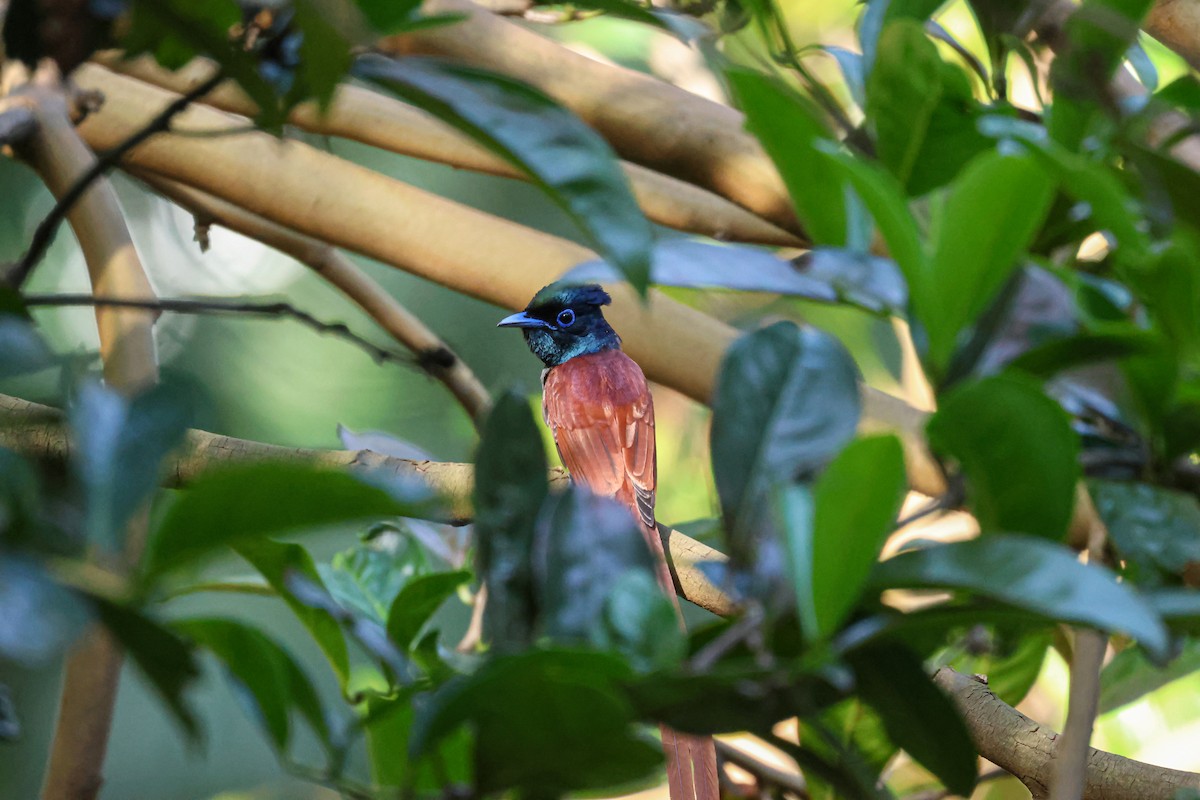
[356, 55, 653, 294]
[866, 21, 942, 189]
[234, 539, 350, 688]
[847, 643, 977, 797]
[592, 571, 685, 672]
[947, 626, 1052, 706]
[813, 142, 927, 287]
[94, 598, 202, 740]
[388, 570, 470, 650]
[320, 539, 432, 625]
[799, 700, 895, 800]
[71, 381, 190, 552]
[174, 617, 330, 753]
[726, 68, 847, 245]
[145, 462, 432, 577]
[871, 535, 1170, 659]
[928, 375, 1079, 539]
[1100, 638, 1200, 713]
[1091, 481, 1200, 586]
[858, 0, 948, 71]
[711, 321, 861, 549]
[0, 558, 88, 665]
[292, 0, 354, 111]
[355, 0, 425, 33]
[474, 392, 548, 652]
[809, 435, 907, 638]
[1007, 329, 1164, 378]
[0, 683, 18, 741]
[921, 151, 1055, 372]
[533, 488, 669, 650]
[411, 649, 658, 795]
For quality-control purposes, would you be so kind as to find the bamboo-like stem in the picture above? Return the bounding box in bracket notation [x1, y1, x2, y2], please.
[71, 63, 731, 402]
[94, 52, 803, 248]
[11, 71, 159, 800]
[130, 169, 493, 426]
[379, 0, 800, 234]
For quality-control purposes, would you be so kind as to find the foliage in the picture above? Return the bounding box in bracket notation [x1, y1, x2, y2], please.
[7, 0, 1200, 797]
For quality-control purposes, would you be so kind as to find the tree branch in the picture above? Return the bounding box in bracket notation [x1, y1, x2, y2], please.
[92, 54, 803, 248]
[379, 0, 800, 234]
[8, 68, 161, 800]
[934, 668, 1200, 800]
[714, 739, 808, 799]
[1146, 0, 1200, 72]
[7, 68, 223, 288]
[23, 293, 427, 370]
[127, 169, 492, 426]
[0, 393, 733, 616]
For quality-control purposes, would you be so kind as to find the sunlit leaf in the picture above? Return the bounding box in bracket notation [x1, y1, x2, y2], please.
[928, 375, 1079, 539]
[872, 535, 1169, 659]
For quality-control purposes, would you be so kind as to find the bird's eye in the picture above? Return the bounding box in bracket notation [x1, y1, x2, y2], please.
[556, 308, 576, 328]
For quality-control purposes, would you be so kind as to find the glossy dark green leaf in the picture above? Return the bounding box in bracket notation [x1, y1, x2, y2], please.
[411, 649, 658, 795]
[145, 462, 430, 577]
[847, 643, 976, 797]
[474, 392, 548, 652]
[711, 321, 861, 546]
[795, 249, 908, 315]
[356, 55, 653, 293]
[0, 315, 53, 378]
[356, 0, 425, 32]
[71, 381, 190, 552]
[928, 375, 1079, 539]
[388, 570, 470, 650]
[0, 448, 46, 551]
[727, 68, 846, 245]
[858, 0, 948, 71]
[871, 535, 1169, 659]
[174, 617, 329, 753]
[808, 435, 907, 638]
[1155, 74, 1200, 110]
[533, 488, 667, 647]
[922, 152, 1055, 372]
[1147, 588, 1200, 635]
[1100, 638, 1200, 713]
[1091, 481, 1200, 586]
[94, 598, 201, 739]
[0, 558, 88, 664]
[234, 539, 350, 687]
[1131, 232, 1200, 353]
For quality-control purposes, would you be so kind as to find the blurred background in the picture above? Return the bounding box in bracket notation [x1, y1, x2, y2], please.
[2, 1, 1198, 797]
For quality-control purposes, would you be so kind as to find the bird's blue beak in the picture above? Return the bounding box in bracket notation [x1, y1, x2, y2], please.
[497, 311, 551, 329]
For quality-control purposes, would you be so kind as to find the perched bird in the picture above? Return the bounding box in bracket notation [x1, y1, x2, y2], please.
[499, 282, 719, 800]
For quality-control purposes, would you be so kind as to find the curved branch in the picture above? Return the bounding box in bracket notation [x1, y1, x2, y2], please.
[934, 668, 1200, 800]
[129, 170, 492, 426]
[95, 52, 802, 248]
[0, 393, 733, 616]
[379, 0, 799, 234]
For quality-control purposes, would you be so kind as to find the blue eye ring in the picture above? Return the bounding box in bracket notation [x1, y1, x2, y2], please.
[556, 308, 576, 328]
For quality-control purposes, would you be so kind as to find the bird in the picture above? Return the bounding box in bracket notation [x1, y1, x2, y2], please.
[499, 281, 719, 800]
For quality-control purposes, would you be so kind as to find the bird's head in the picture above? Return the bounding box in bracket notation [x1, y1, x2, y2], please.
[497, 282, 621, 367]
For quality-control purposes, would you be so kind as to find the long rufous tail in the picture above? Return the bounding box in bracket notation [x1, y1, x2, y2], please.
[648, 525, 720, 800]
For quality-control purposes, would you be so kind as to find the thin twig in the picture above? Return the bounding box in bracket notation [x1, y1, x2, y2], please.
[7, 69, 224, 288]
[715, 739, 809, 799]
[23, 294, 419, 369]
[902, 768, 1011, 800]
[689, 605, 764, 672]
